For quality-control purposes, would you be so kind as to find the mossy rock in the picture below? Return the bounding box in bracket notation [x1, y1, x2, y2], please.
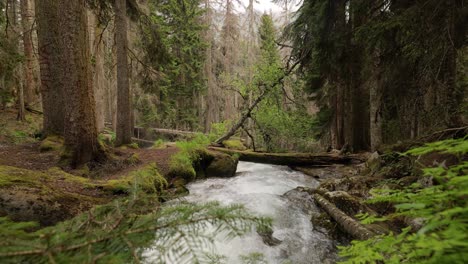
[205, 150, 239, 178]
[39, 135, 64, 152]
[222, 139, 247, 151]
[0, 166, 105, 226]
[102, 163, 168, 194]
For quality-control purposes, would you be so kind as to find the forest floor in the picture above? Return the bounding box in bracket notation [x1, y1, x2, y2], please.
[0, 109, 188, 225]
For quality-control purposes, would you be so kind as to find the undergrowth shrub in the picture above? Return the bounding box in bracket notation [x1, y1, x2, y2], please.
[339, 137, 468, 264]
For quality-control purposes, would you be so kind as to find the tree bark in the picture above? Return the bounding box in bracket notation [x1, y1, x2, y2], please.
[36, 0, 65, 135]
[115, 0, 132, 146]
[369, 50, 382, 152]
[7, 0, 26, 122]
[88, 11, 106, 132]
[20, 0, 36, 106]
[444, 0, 463, 127]
[57, 0, 103, 167]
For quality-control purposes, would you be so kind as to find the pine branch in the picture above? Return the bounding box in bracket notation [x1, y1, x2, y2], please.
[0, 200, 271, 263]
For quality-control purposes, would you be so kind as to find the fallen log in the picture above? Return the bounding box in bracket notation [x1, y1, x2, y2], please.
[131, 137, 154, 148]
[208, 147, 364, 166]
[134, 127, 200, 141]
[313, 193, 376, 240]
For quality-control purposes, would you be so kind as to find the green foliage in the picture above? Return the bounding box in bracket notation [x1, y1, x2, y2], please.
[209, 121, 229, 141]
[0, 194, 272, 263]
[253, 105, 317, 152]
[152, 138, 166, 149]
[222, 139, 247, 151]
[138, 0, 206, 130]
[339, 138, 468, 263]
[97, 129, 116, 146]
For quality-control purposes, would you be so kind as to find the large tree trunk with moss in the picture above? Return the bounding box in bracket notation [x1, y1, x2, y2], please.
[57, 0, 103, 167]
[115, 0, 132, 146]
[36, 0, 65, 135]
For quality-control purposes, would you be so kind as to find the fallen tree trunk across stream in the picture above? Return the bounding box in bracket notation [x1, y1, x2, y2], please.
[208, 147, 364, 166]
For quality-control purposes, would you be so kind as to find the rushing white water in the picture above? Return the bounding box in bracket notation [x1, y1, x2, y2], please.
[144, 161, 338, 263]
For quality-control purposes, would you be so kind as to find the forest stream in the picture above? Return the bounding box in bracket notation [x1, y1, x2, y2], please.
[144, 162, 339, 263]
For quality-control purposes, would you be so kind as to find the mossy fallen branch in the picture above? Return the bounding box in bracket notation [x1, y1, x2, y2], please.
[313, 193, 376, 240]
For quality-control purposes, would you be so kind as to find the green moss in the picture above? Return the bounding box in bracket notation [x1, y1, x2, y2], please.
[0, 165, 107, 226]
[168, 152, 197, 180]
[39, 135, 64, 152]
[168, 135, 211, 180]
[222, 139, 247, 151]
[103, 163, 168, 194]
[0, 165, 47, 187]
[127, 143, 140, 149]
[126, 153, 141, 165]
[0, 165, 100, 196]
[46, 167, 93, 185]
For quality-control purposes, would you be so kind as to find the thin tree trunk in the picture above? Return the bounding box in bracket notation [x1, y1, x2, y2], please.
[16, 67, 26, 121]
[20, 0, 35, 105]
[115, 0, 132, 146]
[215, 88, 268, 145]
[6, 0, 25, 121]
[369, 50, 382, 152]
[444, 0, 463, 127]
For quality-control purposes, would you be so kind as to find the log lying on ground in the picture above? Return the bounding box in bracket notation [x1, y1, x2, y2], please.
[134, 127, 200, 141]
[208, 147, 364, 166]
[313, 193, 376, 240]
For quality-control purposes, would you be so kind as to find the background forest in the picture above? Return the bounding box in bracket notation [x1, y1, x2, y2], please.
[0, 0, 466, 158]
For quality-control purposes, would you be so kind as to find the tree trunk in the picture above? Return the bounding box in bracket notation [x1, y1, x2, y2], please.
[57, 0, 103, 167]
[36, 0, 65, 135]
[16, 68, 26, 121]
[7, 0, 26, 122]
[88, 11, 106, 132]
[209, 147, 363, 166]
[369, 50, 382, 152]
[444, 0, 463, 127]
[115, 0, 132, 146]
[20, 0, 36, 106]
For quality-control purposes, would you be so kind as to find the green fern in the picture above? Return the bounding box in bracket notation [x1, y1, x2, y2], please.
[339, 138, 468, 264]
